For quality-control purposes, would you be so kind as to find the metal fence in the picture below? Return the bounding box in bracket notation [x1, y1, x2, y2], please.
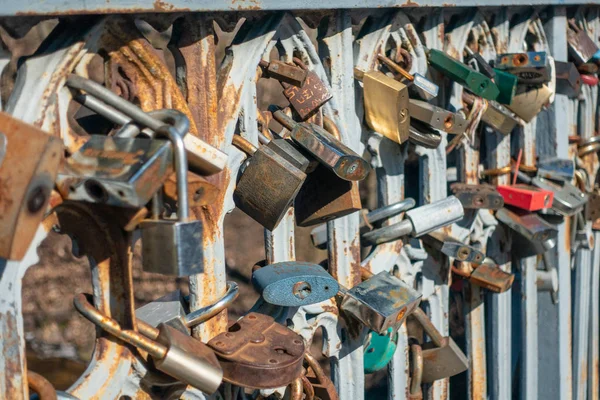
[0, 2, 599, 399]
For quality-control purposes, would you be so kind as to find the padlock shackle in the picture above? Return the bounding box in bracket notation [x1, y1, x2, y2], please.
[377, 54, 414, 82]
[155, 125, 189, 221]
[361, 219, 413, 245]
[185, 281, 239, 328]
[411, 308, 444, 348]
[409, 344, 423, 396]
[231, 135, 258, 156]
[366, 198, 416, 225]
[73, 293, 166, 359]
[272, 110, 295, 131]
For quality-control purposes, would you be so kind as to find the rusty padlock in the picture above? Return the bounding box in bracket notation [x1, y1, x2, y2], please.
[408, 344, 424, 400]
[0, 112, 63, 260]
[259, 59, 308, 87]
[304, 352, 339, 400]
[450, 183, 504, 210]
[207, 312, 305, 389]
[280, 58, 333, 121]
[452, 260, 514, 293]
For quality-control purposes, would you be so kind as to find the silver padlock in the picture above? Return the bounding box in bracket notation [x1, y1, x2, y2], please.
[252, 261, 340, 307]
[140, 125, 204, 276]
[136, 282, 239, 333]
[537, 252, 559, 304]
[422, 231, 485, 264]
[341, 270, 422, 334]
[537, 157, 575, 182]
[362, 196, 464, 246]
[496, 207, 558, 254]
[518, 171, 588, 216]
[409, 99, 467, 134]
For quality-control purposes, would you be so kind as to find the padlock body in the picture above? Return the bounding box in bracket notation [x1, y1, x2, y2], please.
[585, 188, 600, 222]
[408, 99, 467, 134]
[450, 183, 504, 210]
[57, 135, 172, 208]
[506, 84, 553, 122]
[266, 138, 311, 172]
[289, 124, 369, 181]
[207, 313, 305, 389]
[154, 323, 223, 394]
[421, 337, 468, 383]
[283, 70, 332, 120]
[469, 264, 515, 293]
[341, 272, 422, 334]
[568, 28, 600, 65]
[252, 261, 339, 307]
[405, 196, 464, 237]
[555, 61, 581, 98]
[496, 184, 553, 211]
[481, 102, 519, 135]
[141, 219, 204, 276]
[422, 231, 485, 263]
[0, 112, 62, 260]
[493, 69, 518, 105]
[164, 171, 220, 207]
[531, 177, 588, 216]
[495, 52, 550, 84]
[362, 70, 410, 144]
[409, 73, 439, 101]
[267, 60, 307, 87]
[295, 164, 362, 227]
[234, 145, 306, 231]
[363, 328, 398, 373]
[537, 157, 575, 182]
[136, 290, 189, 334]
[496, 207, 558, 252]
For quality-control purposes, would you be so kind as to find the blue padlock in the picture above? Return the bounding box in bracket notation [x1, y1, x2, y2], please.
[252, 261, 339, 307]
[364, 328, 398, 373]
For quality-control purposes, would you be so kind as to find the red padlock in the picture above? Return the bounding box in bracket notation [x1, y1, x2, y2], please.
[580, 74, 599, 86]
[496, 184, 554, 211]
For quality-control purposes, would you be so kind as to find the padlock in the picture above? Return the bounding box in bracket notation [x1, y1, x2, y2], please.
[453, 261, 515, 293]
[496, 207, 558, 253]
[258, 132, 312, 173]
[450, 183, 504, 210]
[74, 293, 223, 394]
[164, 171, 220, 207]
[408, 344, 424, 400]
[464, 46, 496, 79]
[362, 196, 464, 246]
[377, 53, 439, 101]
[578, 136, 600, 157]
[506, 84, 553, 122]
[426, 48, 499, 100]
[140, 125, 205, 276]
[310, 198, 416, 249]
[496, 184, 554, 211]
[537, 251, 559, 304]
[340, 270, 422, 334]
[462, 92, 519, 135]
[136, 282, 239, 333]
[280, 59, 332, 121]
[528, 175, 588, 217]
[567, 20, 600, 66]
[304, 352, 339, 400]
[273, 110, 370, 181]
[492, 68, 518, 105]
[554, 61, 581, 98]
[411, 307, 468, 383]
[259, 59, 308, 87]
[231, 134, 306, 231]
[0, 113, 63, 260]
[66, 75, 228, 176]
[585, 188, 600, 222]
[354, 68, 410, 144]
[409, 120, 442, 149]
[252, 261, 340, 307]
[422, 231, 485, 264]
[207, 312, 305, 389]
[363, 328, 398, 373]
[581, 73, 599, 86]
[537, 157, 575, 182]
[408, 99, 467, 134]
[495, 52, 550, 85]
[57, 135, 174, 208]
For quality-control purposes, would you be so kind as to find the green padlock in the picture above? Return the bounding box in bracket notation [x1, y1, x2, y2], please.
[493, 69, 518, 105]
[363, 328, 398, 373]
[426, 48, 499, 101]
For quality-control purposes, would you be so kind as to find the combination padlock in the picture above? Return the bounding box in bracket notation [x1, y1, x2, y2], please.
[74, 293, 223, 394]
[273, 110, 370, 181]
[408, 99, 467, 134]
[140, 125, 204, 276]
[377, 53, 439, 101]
[362, 196, 464, 246]
[0, 112, 63, 260]
[232, 134, 306, 231]
[310, 198, 416, 249]
[411, 307, 468, 383]
[450, 183, 504, 210]
[495, 52, 550, 85]
[426, 48, 499, 100]
[252, 261, 340, 307]
[340, 269, 422, 335]
[354, 67, 410, 144]
[136, 282, 239, 334]
[422, 231, 485, 264]
[207, 312, 305, 389]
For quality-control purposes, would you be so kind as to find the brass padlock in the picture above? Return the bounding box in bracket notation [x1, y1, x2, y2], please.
[207, 312, 305, 389]
[463, 92, 519, 135]
[506, 84, 553, 122]
[140, 126, 205, 276]
[280, 59, 333, 121]
[74, 293, 223, 394]
[411, 307, 468, 383]
[232, 134, 306, 231]
[354, 68, 410, 144]
[0, 112, 63, 260]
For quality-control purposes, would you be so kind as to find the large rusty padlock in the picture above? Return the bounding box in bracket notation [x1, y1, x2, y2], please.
[0, 112, 63, 260]
[207, 312, 305, 389]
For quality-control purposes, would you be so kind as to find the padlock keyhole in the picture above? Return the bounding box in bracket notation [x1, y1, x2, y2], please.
[292, 281, 312, 300]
